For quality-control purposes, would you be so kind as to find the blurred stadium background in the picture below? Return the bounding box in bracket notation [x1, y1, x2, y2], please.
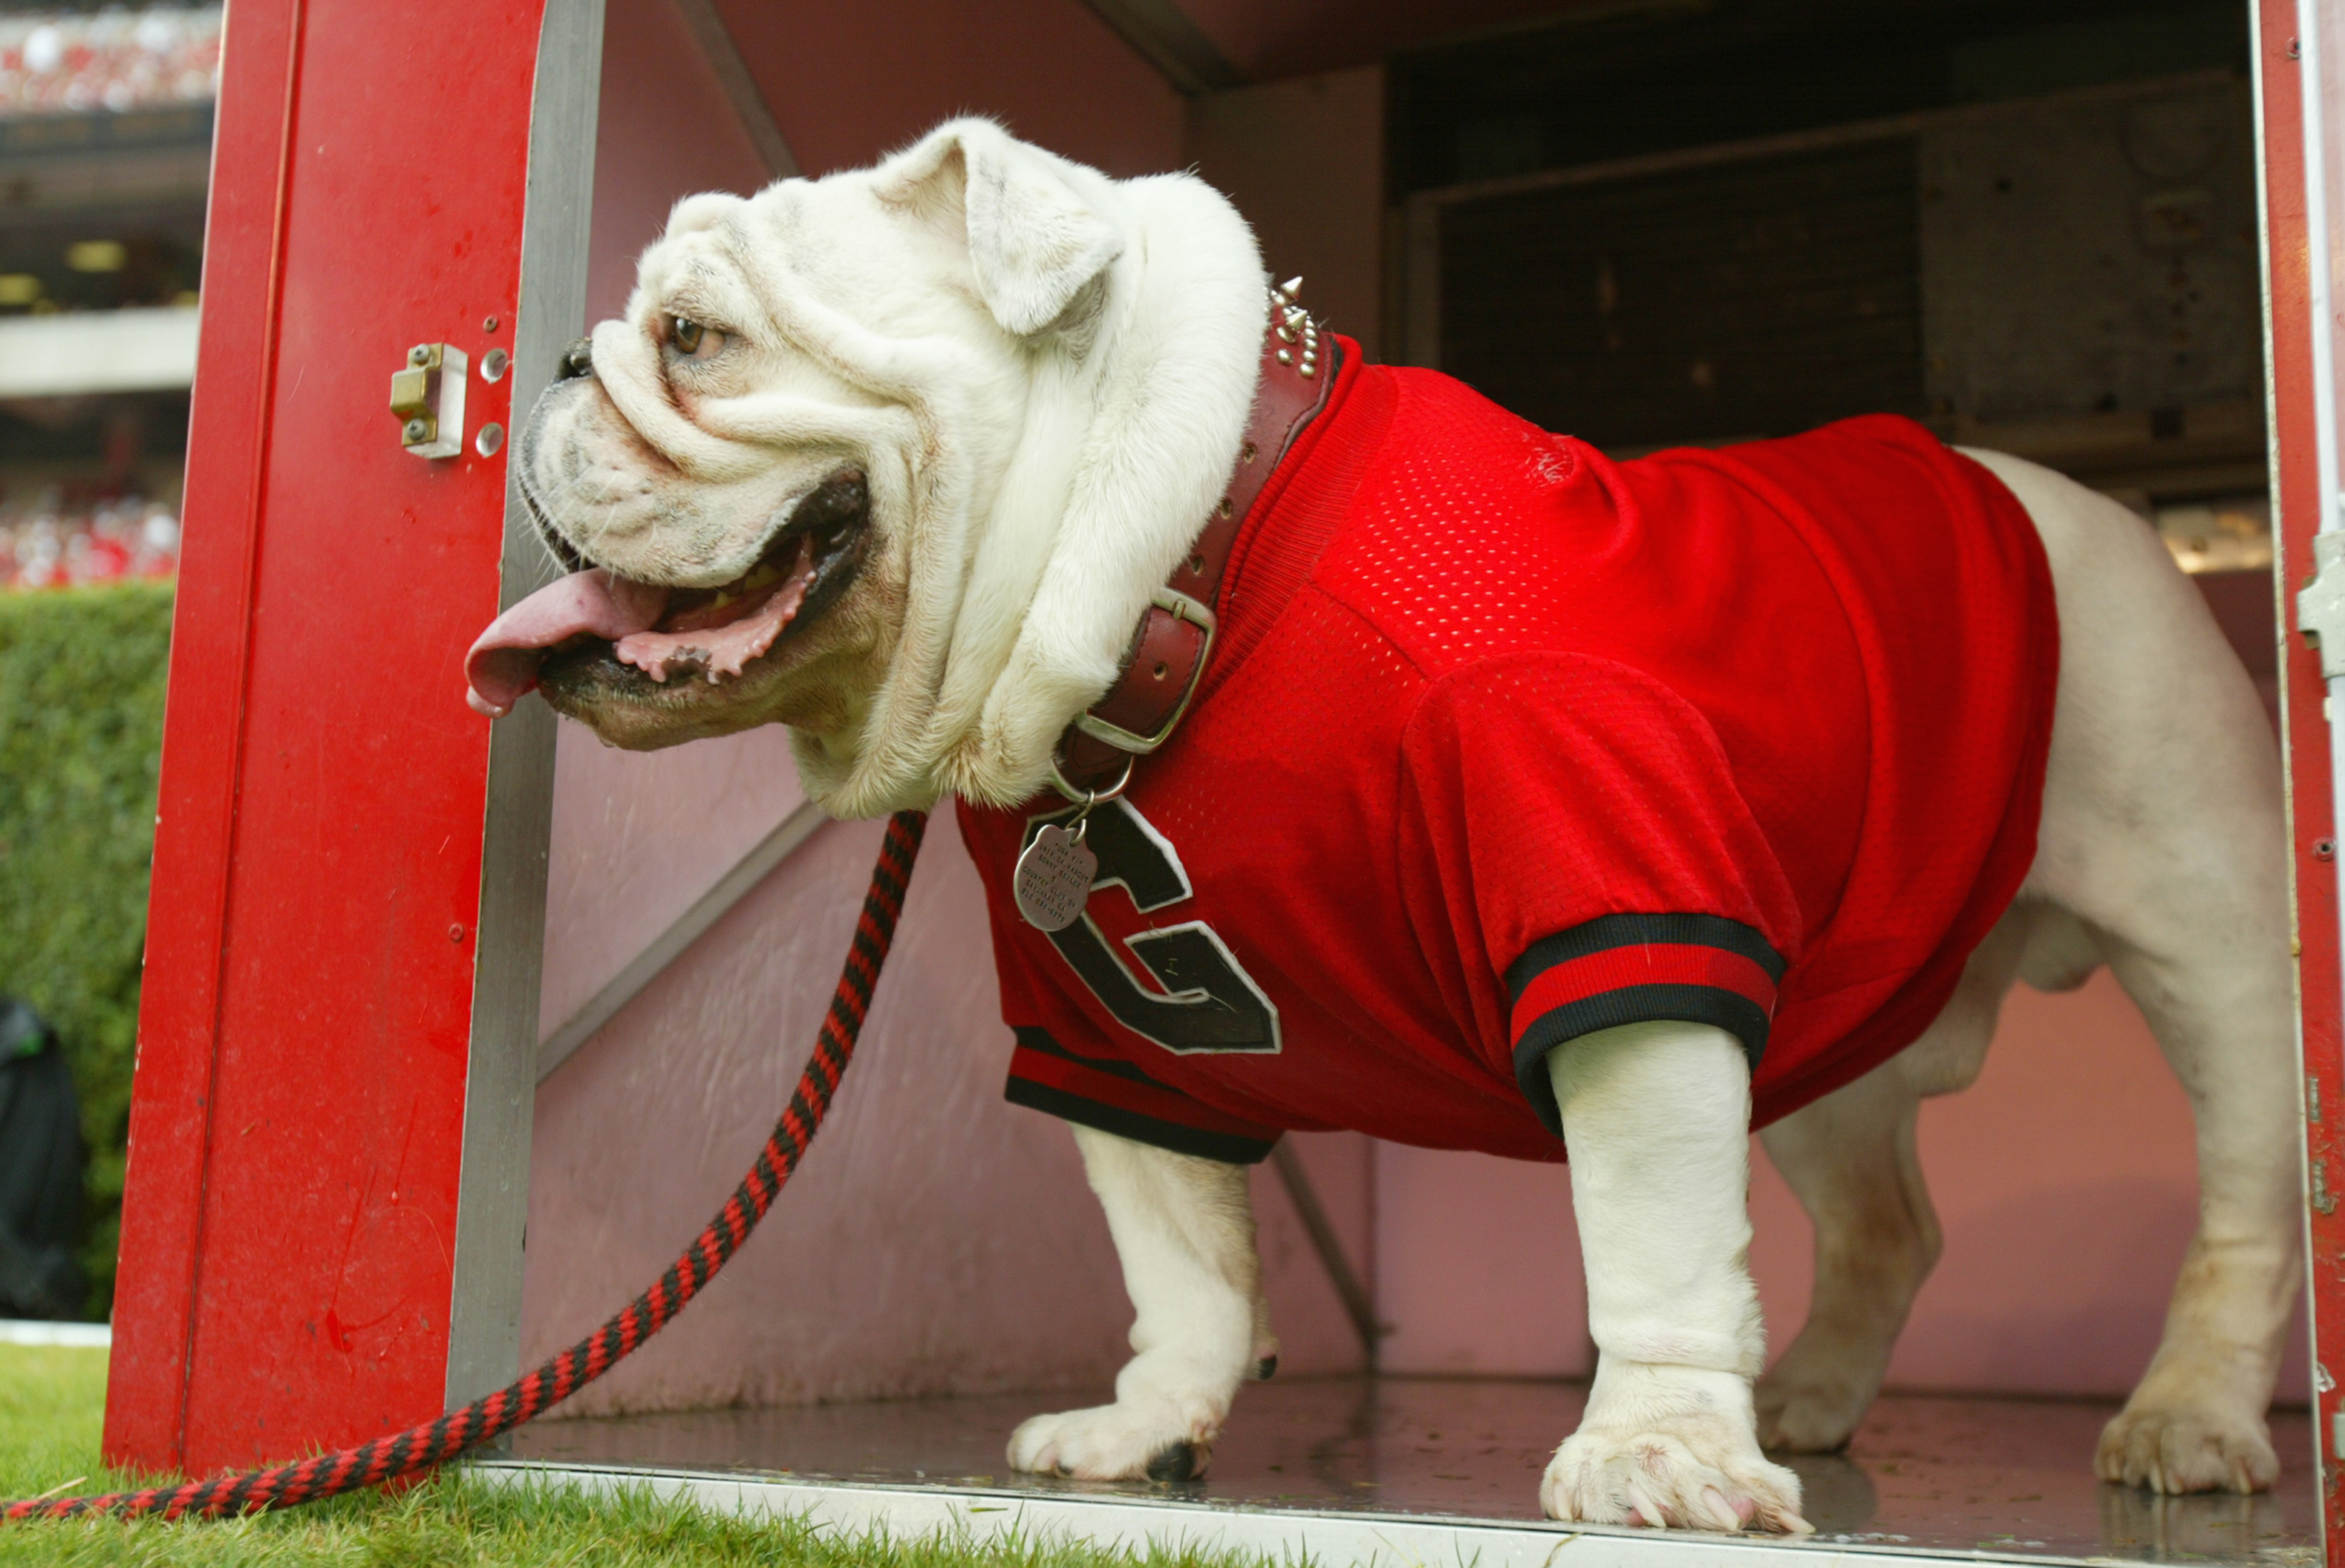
[0, 4, 214, 1323]
[0, 4, 209, 591]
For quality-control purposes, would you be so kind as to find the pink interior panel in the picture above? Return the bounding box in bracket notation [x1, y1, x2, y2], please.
[713, 0, 1181, 180]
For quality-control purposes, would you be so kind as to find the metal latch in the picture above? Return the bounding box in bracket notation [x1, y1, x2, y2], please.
[2300, 532, 2345, 680]
[389, 342, 467, 459]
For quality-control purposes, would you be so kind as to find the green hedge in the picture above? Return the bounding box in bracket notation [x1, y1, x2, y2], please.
[0, 581, 172, 1319]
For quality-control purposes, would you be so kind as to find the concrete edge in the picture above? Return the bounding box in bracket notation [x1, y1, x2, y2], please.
[0, 1320, 111, 1347]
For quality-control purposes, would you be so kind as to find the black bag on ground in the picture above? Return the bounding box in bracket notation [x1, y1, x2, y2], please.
[0, 998, 87, 1319]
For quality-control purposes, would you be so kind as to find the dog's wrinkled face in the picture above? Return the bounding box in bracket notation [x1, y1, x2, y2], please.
[512, 304, 902, 754]
[467, 116, 1276, 816]
[489, 183, 959, 752]
[474, 118, 1122, 762]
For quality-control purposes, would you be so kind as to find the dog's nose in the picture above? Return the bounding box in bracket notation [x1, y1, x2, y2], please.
[558, 338, 593, 380]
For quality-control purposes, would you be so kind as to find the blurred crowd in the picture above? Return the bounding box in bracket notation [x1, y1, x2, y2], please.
[0, 6, 221, 119]
[0, 494, 180, 589]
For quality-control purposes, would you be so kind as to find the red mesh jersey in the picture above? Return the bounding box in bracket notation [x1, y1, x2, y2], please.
[957, 343, 2058, 1163]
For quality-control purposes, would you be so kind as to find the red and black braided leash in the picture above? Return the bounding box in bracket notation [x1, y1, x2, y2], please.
[3, 809, 927, 1523]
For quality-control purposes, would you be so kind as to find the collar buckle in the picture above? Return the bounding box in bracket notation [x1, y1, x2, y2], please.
[1071, 587, 1218, 755]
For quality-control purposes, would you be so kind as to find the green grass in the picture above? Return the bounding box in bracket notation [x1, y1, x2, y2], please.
[0, 581, 176, 1318]
[0, 1347, 1273, 1567]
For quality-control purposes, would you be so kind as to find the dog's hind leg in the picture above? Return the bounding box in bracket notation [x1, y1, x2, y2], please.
[2070, 778, 2297, 1493]
[1965, 449, 2302, 1495]
[2087, 933, 2297, 1496]
[1754, 1067, 1935, 1453]
[2078, 834, 2298, 1494]
[1006, 1126, 1273, 1482]
[1755, 909, 2038, 1451]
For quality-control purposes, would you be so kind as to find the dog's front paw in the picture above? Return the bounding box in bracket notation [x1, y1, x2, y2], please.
[1545, 1362, 1813, 1534]
[2096, 1399, 2277, 1495]
[1008, 1402, 1216, 1482]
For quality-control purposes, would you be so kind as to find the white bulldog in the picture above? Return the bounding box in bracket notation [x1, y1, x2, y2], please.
[469, 120, 2303, 1530]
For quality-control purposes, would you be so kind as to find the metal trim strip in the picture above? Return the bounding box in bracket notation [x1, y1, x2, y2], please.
[444, 0, 608, 1418]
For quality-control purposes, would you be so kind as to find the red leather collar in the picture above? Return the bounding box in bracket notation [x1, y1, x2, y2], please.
[1054, 284, 1337, 794]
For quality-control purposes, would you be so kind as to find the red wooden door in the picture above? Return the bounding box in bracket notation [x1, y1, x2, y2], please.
[102, 0, 596, 1474]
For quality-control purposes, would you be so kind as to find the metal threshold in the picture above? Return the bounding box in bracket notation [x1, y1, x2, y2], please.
[467, 1378, 2317, 1567]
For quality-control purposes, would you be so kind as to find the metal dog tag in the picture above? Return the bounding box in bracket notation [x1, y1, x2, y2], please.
[1015, 820, 1098, 932]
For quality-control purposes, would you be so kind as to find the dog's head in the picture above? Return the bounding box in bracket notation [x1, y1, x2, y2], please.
[469, 118, 1262, 813]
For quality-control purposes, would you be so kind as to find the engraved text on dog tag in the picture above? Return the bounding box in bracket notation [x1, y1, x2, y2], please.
[1016, 821, 1098, 931]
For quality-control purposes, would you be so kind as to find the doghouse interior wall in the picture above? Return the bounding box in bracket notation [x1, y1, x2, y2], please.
[520, 0, 2306, 1419]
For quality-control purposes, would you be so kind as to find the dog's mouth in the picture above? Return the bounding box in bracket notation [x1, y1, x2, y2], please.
[465, 468, 870, 718]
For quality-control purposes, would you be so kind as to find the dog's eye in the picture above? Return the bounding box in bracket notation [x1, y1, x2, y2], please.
[668, 316, 727, 362]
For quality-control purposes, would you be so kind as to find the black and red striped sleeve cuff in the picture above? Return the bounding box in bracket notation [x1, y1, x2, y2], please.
[1005, 1027, 1281, 1165]
[1506, 913, 1786, 1137]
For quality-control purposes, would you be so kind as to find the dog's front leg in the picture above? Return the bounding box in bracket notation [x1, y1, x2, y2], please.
[1543, 1020, 1813, 1534]
[1008, 1124, 1271, 1482]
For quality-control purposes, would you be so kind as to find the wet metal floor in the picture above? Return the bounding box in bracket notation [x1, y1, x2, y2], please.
[504, 1378, 2317, 1564]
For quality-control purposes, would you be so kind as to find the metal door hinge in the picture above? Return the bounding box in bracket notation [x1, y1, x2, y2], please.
[389, 342, 467, 459]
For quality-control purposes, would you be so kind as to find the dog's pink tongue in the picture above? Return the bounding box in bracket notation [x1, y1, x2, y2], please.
[464, 569, 669, 717]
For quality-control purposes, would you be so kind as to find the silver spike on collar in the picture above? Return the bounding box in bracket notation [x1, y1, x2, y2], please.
[1267, 275, 1321, 379]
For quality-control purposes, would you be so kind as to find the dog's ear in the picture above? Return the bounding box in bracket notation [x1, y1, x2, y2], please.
[883, 118, 1125, 336]
[665, 191, 741, 237]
